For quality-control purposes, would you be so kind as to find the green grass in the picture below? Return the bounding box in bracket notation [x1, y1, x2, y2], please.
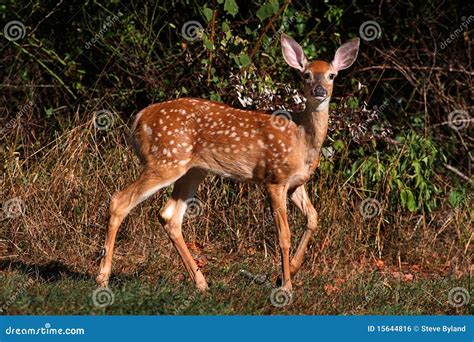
[1, 254, 472, 315]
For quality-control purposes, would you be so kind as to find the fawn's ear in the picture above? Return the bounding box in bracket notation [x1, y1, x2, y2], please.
[331, 38, 360, 71]
[281, 33, 307, 72]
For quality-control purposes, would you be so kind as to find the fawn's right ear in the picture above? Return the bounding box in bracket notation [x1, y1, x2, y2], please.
[281, 33, 307, 72]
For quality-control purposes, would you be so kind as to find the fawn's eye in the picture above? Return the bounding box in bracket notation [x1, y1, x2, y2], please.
[303, 72, 312, 81]
[328, 73, 336, 80]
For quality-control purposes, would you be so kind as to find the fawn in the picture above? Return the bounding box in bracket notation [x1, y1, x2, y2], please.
[96, 33, 360, 293]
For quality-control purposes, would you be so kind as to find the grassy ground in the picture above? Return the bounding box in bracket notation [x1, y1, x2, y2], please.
[0, 253, 472, 315]
[1, 118, 472, 315]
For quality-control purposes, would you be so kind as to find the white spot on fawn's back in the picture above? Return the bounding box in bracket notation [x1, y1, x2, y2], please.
[143, 124, 152, 136]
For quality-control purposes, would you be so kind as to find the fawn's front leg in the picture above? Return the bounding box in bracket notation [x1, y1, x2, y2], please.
[290, 185, 318, 276]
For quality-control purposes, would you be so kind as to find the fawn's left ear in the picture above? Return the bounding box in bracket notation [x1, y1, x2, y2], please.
[331, 38, 360, 72]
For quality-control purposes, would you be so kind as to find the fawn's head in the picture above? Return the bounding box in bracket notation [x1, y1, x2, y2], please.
[281, 34, 360, 106]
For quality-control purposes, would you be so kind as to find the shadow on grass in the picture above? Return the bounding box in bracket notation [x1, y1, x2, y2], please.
[0, 259, 90, 282]
[0, 259, 146, 286]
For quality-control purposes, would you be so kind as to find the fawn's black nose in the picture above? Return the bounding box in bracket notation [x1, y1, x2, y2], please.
[312, 86, 327, 98]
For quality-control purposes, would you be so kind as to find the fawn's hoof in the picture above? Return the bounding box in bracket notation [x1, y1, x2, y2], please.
[196, 281, 209, 292]
[96, 273, 109, 287]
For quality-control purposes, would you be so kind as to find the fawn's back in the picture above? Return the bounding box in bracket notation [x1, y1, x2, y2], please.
[132, 97, 312, 187]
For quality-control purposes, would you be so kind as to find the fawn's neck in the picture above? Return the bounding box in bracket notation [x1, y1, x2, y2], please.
[297, 98, 330, 154]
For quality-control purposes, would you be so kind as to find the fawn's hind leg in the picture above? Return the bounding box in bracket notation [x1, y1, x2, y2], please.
[97, 167, 186, 287]
[160, 168, 208, 291]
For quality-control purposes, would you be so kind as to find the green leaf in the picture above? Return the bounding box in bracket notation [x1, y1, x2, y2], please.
[406, 189, 416, 212]
[448, 191, 462, 208]
[210, 92, 222, 102]
[45, 108, 54, 118]
[224, 0, 239, 17]
[203, 35, 213, 50]
[270, 0, 280, 13]
[239, 53, 250, 66]
[222, 21, 230, 33]
[400, 190, 407, 208]
[203, 7, 213, 22]
[333, 139, 345, 152]
[346, 96, 359, 109]
[256, 3, 274, 21]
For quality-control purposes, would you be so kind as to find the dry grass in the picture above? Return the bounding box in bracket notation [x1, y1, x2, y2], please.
[1, 111, 472, 314]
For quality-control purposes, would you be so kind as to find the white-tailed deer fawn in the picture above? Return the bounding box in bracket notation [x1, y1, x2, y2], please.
[97, 34, 360, 293]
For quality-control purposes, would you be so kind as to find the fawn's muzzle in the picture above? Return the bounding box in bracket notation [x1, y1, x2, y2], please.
[311, 86, 327, 98]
